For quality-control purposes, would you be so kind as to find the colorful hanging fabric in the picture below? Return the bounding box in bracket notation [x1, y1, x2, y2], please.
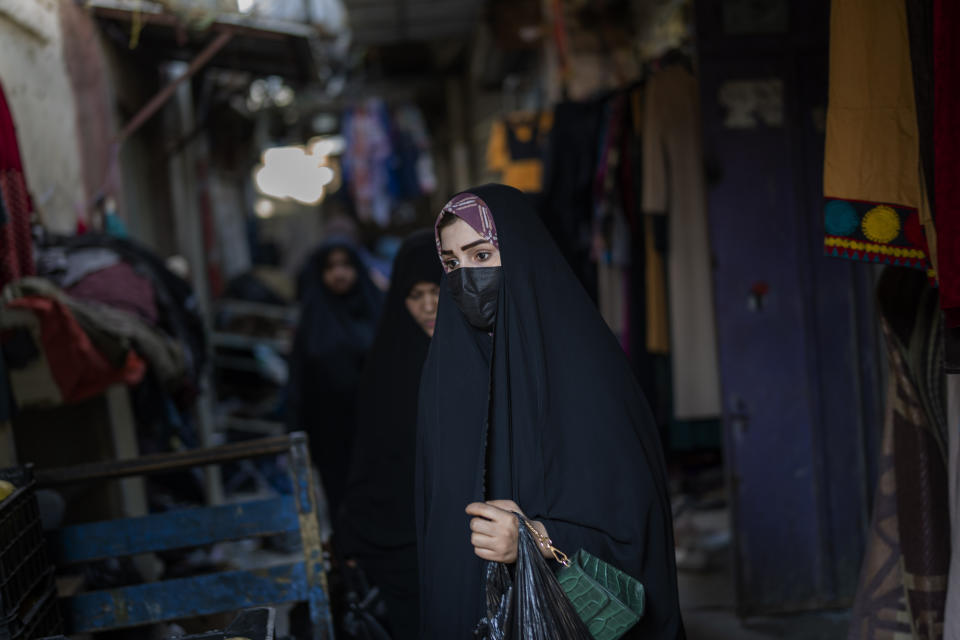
[823, 0, 932, 279]
[848, 268, 949, 640]
[485, 111, 553, 193]
[0, 81, 35, 290]
[935, 0, 960, 326]
[393, 104, 437, 196]
[342, 99, 393, 227]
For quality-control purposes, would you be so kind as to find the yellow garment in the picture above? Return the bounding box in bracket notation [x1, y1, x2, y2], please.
[485, 112, 553, 193]
[824, 0, 920, 210]
[644, 216, 670, 355]
[632, 87, 670, 355]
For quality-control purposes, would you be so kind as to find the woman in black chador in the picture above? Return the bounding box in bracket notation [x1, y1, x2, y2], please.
[337, 230, 441, 639]
[288, 241, 382, 518]
[415, 185, 684, 639]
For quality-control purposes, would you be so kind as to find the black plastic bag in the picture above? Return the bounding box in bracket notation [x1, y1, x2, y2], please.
[474, 514, 593, 640]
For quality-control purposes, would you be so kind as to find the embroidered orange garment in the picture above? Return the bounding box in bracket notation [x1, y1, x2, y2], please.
[823, 0, 934, 278]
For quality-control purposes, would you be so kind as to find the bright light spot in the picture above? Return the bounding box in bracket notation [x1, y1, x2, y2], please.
[317, 166, 335, 185]
[309, 135, 345, 158]
[253, 145, 335, 205]
[237, 0, 255, 13]
[274, 86, 295, 107]
[245, 77, 295, 112]
[254, 198, 275, 219]
[312, 113, 338, 133]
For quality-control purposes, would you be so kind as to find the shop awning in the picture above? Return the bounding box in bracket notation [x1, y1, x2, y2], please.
[88, 0, 322, 82]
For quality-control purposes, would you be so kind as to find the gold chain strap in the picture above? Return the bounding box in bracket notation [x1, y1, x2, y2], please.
[521, 518, 571, 567]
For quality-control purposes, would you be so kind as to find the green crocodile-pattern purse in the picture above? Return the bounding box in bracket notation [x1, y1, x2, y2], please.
[520, 517, 645, 640]
[556, 549, 645, 640]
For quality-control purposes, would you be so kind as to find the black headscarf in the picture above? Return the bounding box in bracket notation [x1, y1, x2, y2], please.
[415, 185, 683, 639]
[339, 230, 442, 553]
[288, 241, 383, 517]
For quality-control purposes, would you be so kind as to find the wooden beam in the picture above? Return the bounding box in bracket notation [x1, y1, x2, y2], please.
[36, 433, 305, 486]
[51, 497, 300, 564]
[63, 563, 312, 632]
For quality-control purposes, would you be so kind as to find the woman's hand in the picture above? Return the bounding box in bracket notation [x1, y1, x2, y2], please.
[465, 500, 551, 563]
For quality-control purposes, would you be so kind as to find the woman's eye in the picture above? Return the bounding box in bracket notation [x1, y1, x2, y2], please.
[444, 259, 459, 271]
[476, 252, 490, 262]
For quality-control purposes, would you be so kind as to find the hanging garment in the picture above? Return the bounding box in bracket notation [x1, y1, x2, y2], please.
[642, 64, 721, 420]
[935, 0, 960, 328]
[946, 375, 960, 640]
[592, 96, 632, 344]
[288, 242, 383, 518]
[343, 100, 394, 227]
[644, 216, 670, 354]
[539, 100, 604, 300]
[906, 0, 934, 211]
[486, 112, 553, 193]
[618, 87, 671, 432]
[823, 0, 932, 278]
[848, 268, 949, 640]
[0, 81, 35, 291]
[629, 87, 670, 357]
[337, 230, 441, 639]
[416, 185, 683, 639]
[393, 104, 437, 196]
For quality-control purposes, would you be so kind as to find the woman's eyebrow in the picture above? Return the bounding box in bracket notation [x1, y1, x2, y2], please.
[459, 239, 489, 251]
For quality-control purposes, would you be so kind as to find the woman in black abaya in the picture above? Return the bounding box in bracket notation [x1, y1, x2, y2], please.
[288, 241, 382, 518]
[416, 185, 684, 639]
[337, 230, 441, 639]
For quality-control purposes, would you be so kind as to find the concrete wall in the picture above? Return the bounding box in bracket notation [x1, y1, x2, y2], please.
[60, 0, 122, 218]
[0, 0, 85, 233]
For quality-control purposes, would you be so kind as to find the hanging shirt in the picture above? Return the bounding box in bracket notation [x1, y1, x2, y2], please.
[485, 111, 553, 193]
[935, 0, 960, 329]
[0, 81, 35, 291]
[642, 64, 722, 420]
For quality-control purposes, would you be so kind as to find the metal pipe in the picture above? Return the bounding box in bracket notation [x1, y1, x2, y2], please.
[114, 28, 235, 145]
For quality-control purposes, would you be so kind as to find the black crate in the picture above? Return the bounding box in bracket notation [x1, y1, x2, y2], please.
[0, 583, 61, 640]
[0, 466, 55, 622]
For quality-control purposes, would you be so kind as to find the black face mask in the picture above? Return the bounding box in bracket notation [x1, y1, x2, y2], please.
[447, 266, 502, 330]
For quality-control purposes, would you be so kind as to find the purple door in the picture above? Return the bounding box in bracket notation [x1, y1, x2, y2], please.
[695, 0, 883, 614]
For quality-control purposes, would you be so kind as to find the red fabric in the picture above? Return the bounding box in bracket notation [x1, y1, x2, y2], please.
[0, 82, 35, 290]
[935, 0, 960, 313]
[7, 296, 144, 403]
